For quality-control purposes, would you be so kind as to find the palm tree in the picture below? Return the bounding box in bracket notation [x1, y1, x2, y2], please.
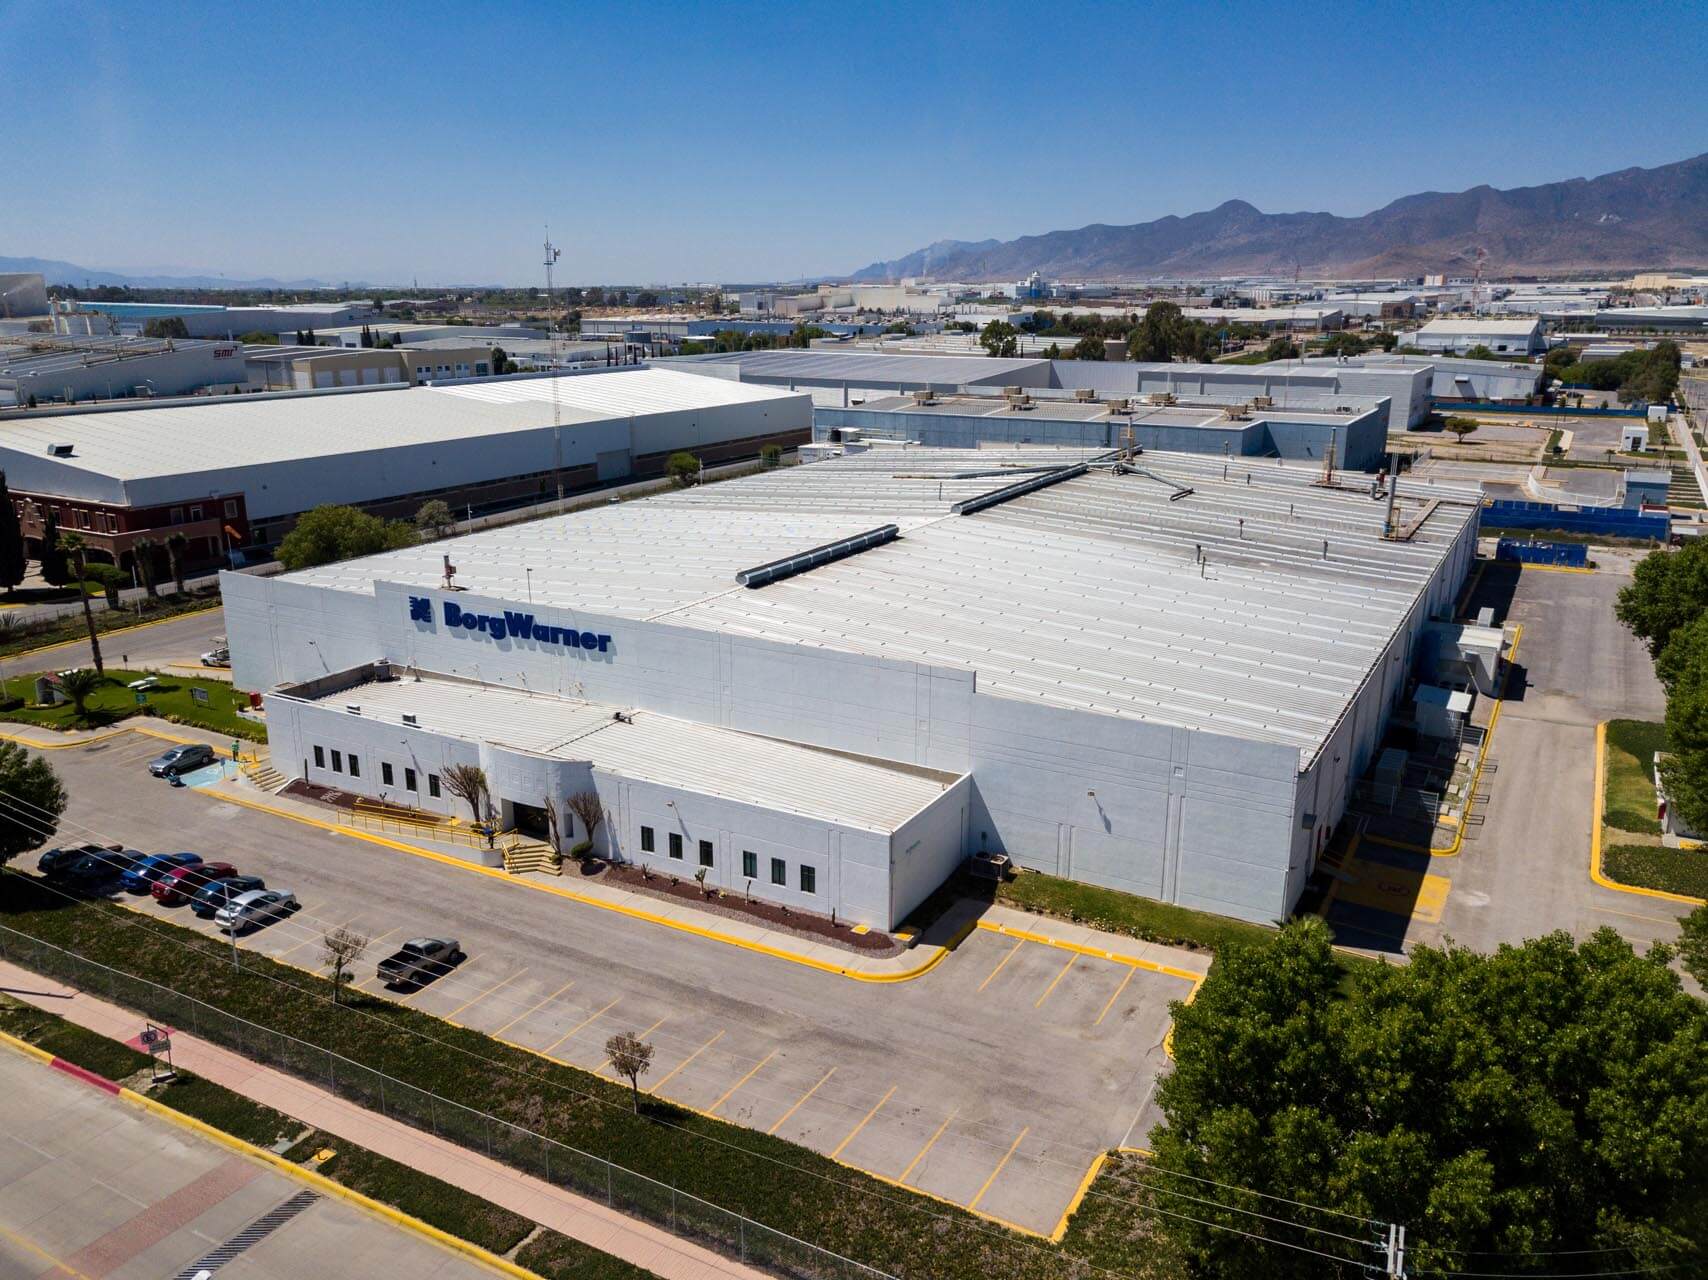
[131, 537, 158, 599]
[58, 667, 101, 720]
[165, 533, 187, 595]
[57, 532, 103, 675]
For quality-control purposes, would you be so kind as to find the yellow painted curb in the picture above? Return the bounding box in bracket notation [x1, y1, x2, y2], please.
[1048, 1150, 1109, 1243]
[202, 781, 966, 984]
[0, 1026, 55, 1064]
[1514, 563, 1596, 575]
[972, 920, 1203, 985]
[0, 603, 223, 665]
[1590, 720, 1706, 907]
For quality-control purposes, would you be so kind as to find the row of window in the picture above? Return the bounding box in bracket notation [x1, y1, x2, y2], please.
[13, 498, 240, 536]
[312, 744, 441, 798]
[636, 825, 816, 894]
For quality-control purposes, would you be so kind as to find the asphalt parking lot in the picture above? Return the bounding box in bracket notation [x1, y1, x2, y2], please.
[0, 1041, 499, 1279]
[17, 732, 1189, 1237]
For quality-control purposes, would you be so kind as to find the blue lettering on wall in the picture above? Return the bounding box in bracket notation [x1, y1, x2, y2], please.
[413, 596, 611, 655]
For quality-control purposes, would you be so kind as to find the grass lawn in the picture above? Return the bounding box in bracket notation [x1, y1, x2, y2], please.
[1602, 844, 1708, 901]
[517, 1229, 660, 1279]
[1605, 719, 1667, 835]
[0, 668, 264, 742]
[996, 867, 1283, 955]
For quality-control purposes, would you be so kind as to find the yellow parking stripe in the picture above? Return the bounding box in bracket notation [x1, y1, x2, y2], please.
[542, 996, 620, 1057]
[597, 1016, 667, 1075]
[969, 1126, 1029, 1212]
[443, 969, 527, 1020]
[897, 1110, 956, 1186]
[1092, 965, 1136, 1028]
[976, 939, 1024, 992]
[708, 1048, 777, 1116]
[491, 978, 576, 1037]
[649, 1029, 725, 1095]
[830, 1084, 895, 1158]
[767, 1067, 836, 1135]
[1033, 955, 1076, 1008]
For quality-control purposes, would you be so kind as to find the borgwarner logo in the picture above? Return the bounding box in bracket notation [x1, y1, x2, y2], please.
[409, 596, 613, 655]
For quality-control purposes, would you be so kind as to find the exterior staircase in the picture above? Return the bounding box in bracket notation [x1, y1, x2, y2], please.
[241, 759, 290, 794]
[502, 838, 563, 877]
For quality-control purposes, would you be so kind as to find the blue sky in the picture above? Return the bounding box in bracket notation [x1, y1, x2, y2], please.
[2, 0, 1704, 285]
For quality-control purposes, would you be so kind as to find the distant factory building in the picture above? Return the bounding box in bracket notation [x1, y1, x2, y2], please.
[0, 334, 248, 406]
[1404, 318, 1545, 356]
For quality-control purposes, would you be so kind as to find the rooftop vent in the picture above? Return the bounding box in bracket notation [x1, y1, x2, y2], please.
[344, 704, 361, 715]
[46, 443, 74, 458]
[401, 713, 418, 726]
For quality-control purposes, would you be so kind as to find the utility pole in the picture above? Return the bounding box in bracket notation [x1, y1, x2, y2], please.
[1384, 1223, 1407, 1279]
[544, 232, 565, 503]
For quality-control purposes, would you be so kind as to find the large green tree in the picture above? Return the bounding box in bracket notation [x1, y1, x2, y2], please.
[0, 741, 66, 866]
[1616, 540, 1708, 659]
[979, 320, 1019, 358]
[1681, 905, 1708, 988]
[275, 505, 417, 571]
[0, 470, 26, 594]
[1128, 301, 1184, 362]
[1150, 919, 1708, 1278]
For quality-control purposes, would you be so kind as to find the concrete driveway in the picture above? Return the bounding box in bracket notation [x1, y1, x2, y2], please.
[0, 607, 229, 684]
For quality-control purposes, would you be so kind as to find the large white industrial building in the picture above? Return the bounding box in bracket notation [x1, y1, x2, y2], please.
[225, 444, 1480, 930]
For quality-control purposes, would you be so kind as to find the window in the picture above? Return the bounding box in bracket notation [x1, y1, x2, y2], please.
[170, 507, 184, 525]
[770, 857, 786, 886]
[348, 755, 360, 778]
[224, 499, 238, 518]
[668, 832, 683, 860]
[330, 749, 343, 773]
[405, 767, 418, 792]
[313, 745, 325, 768]
[800, 865, 816, 895]
[640, 826, 655, 853]
[189, 505, 203, 522]
[381, 762, 394, 786]
[427, 773, 440, 798]
[742, 850, 757, 879]
[698, 839, 714, 868]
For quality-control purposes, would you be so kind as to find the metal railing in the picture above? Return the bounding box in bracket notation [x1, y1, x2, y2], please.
[0, 924, 896, 1280]
[336, 805, 515, 854]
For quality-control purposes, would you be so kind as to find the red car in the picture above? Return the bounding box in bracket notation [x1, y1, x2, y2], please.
[152, 861, 239, 906]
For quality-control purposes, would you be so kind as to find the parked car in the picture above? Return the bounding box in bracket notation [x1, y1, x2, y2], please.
[200, 646, 231, 668]
[214, 888, 297, 934]
[60, 854, 128, 894]
[152, 860, 238, 906]
[190, 874, 264, 918]
[119, 852, 204, 894]
[38, 842, 120, 878]
[149, 743, 217, 779]
[376, 938, 462, 988]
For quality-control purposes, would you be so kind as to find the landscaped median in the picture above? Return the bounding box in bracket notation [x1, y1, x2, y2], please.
[0, 876, 1175, 1280]
[0, 667, 265, 741]
[1598, 719, 1708, 902]
[0, 993, 652, 1279]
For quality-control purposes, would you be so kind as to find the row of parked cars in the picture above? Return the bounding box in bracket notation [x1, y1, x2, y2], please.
[36, 844, 297, 933]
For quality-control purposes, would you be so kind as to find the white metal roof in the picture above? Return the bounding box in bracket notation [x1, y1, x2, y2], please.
[1412, 318, 1543, 336]
[285, 446, 1480, 766]
[307, 675, 959, 832]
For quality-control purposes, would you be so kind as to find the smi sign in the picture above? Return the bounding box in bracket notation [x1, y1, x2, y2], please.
[409, 595, 613, 655]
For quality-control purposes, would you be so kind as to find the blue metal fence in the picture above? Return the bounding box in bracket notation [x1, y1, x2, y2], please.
[1436, 400, 1649, 418]
[1484, 500, 1668, 540]
[1496, 538, 1590, 567]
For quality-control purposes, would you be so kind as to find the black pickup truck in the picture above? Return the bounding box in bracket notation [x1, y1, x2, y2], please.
[376, 937, 461, 988]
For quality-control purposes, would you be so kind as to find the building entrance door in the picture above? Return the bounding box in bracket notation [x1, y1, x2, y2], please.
[511, 802, 551, 841]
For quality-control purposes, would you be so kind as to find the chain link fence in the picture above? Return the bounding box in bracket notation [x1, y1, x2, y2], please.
[0, 923, 897, 1280]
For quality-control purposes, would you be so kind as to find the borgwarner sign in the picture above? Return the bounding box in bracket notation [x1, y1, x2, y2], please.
[409, 595, 613, 655]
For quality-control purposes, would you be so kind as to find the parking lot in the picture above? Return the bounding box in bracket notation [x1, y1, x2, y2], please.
[17, 730, 1190, 1238]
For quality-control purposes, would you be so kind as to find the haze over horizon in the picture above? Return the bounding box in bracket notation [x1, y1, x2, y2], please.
[3, 0, 1705, 285]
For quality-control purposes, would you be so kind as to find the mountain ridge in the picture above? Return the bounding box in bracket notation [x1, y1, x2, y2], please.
[0, 255, 348, 290]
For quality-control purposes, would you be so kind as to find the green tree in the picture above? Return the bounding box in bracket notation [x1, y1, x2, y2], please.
[1320, 331, 1370, 357]
[237, 331, 278, 344]
[130, 536, 158, 598]
[0, 741, 66, 866]
[414, 499, 454, 539]
[978, 320, 1019, 358]
[1151, 919, 1708, 1279]
[489, 345, 516, 375]
[0, 470, 26, 595]
[165, 532, 187, 594]
[57, 667, 101, 719]
[1371, 329, 1399, 351]
[38, 511, 69, 586]
[142, 316, 190, 340]
[666, 452, 701, 487]
[82, 562, 126, 608]
[57, 531, 103, 674]
[604, 1030, 654, 1112]
[1128, 301, 1184, 362]
[1069, 335, 1106, 361]
[1657, 616, 1708, 833]
[1616, 539, 1708, 659]
[1443, 415, 1479, 443]
[760, 444, 782, 469]
[1680, 905, 1708, 987]
[1263, 335, 1301, 361]
[275, 505, 417, 571]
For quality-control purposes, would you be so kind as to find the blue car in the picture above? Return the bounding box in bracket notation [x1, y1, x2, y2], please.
[119, 852, 204, 894]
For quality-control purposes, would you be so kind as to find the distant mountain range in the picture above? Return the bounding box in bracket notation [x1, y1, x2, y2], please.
[850, 154, 1708, 283]
[0, 255, 347, 290]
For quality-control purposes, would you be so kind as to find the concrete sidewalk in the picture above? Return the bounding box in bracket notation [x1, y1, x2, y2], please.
[0, 958, 768, 1280]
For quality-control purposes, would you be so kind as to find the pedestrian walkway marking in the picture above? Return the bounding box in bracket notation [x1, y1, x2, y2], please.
[1093, 966, 1136, 1028]
[767, 1067, 836, 1135]
[169, 1188, 321, 1278]
[976, 938, 1024, 992]
[830, 1084, 895, 1158]
[1033, 955, 1076, 1008]
[708, 1048, 777, 1116]
[649, 1029, 724, 1095]
[968, 1126, 1029, 1212]
[543, 996, 620, 1057]
[491, 978, 576, 1037]
[443, 969, 527, 1020]
[897, 1110, 957, 1186]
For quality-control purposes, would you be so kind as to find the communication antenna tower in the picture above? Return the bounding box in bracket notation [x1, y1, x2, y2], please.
[545, 232, 564, 502]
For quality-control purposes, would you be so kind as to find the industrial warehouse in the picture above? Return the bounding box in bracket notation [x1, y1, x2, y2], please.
[224, 443, 1481, 929]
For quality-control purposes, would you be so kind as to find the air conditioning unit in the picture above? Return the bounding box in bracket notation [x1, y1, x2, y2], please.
[1253, 395, 1274, 408]
[1104, 398, 1131, 415]
[373, 659, 394, 681]
[1149, 392, 1176, 406]
[1073, 387, 1096, 401]
[1005, 392, 1033, 410]
[911, 389, 937, 406]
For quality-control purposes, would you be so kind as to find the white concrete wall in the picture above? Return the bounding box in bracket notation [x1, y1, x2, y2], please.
[889, 775, 972, 925]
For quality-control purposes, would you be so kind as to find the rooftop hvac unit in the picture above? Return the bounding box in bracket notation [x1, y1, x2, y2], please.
[1003, 385, 1023, 396]
[1149, 392, 1176, 406]
[1073, 388, 1096, 401]
[373, 659, 394, 682]
[1226, 405, 1249, 420]
[1104, 398, 1131, 415]
[1005, 392, 1033, 410]
[1253, 394, 1274, 408]
[46, 442, 73, 457]
[910, 389, 937, 406]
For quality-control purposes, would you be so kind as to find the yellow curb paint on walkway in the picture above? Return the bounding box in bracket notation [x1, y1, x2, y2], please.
[972, 920, 1203, 985]
[1590, 721, 1707, 907]
[0, 604, 223, 666]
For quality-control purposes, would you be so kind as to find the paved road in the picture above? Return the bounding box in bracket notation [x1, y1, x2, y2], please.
[0, 1042, 501, 1279]
[19, 737, 1184, 1238]
[0, 608, 229, 684]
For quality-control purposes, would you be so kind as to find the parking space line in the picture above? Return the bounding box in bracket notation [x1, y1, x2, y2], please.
[443, 968, 527, 1020]
[897, 1109, 956, 1186]
[1590, 902, 1684, 927]
[272, 913, 361, 960]
[707, 1048, 777, 1116]
[542, 996, 620, 1057]
[968, 1126, 1029, 1212]
[767, 1067, 836, 1135]
[1092, 965, 1136, 1027]
[491, 978, 576, 1037]
[1033, 955, 1076, 1008]
[830, 1084, 895, 1158]
[976, 939, 1024, 992]
[649, 1029, 724, 1094]
[597, 1017, 667, 1075]
[398, 955, 479, 1002]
